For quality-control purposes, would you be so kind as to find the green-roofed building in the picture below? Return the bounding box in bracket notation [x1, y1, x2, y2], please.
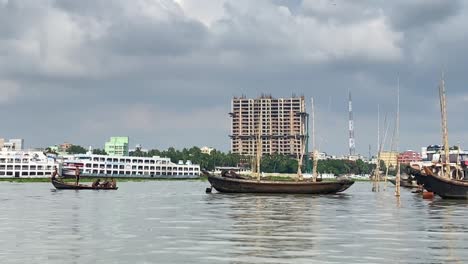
[105, 137, 129, 156]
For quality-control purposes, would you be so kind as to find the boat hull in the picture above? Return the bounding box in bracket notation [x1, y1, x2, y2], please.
[421, 173, 468, 199]
[208, 175, 354, 194]
[51, 179, 118, 190]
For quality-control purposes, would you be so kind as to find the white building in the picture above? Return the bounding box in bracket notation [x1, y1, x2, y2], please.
[201, 146, 215, 155]
[0, 138, 24, 151]
[0, 149, 58, 178]
[61, 153, 201, 179]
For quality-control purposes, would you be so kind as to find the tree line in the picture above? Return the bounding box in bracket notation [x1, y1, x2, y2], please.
[63, 145, 378, 175]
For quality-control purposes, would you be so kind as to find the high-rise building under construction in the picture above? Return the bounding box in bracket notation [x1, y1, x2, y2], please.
[230, 95, 307, 157]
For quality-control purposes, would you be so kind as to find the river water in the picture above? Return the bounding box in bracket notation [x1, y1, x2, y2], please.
[0, 181, 467, 263]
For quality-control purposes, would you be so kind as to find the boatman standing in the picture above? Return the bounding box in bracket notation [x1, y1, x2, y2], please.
[51, 166, 58, 181]
[75, 167, 80, 185]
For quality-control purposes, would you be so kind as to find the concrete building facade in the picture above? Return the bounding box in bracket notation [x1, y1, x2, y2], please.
[230, 95, 307, 156]
[105, 137, 129, 156]
[0, 138, 24, 151]
[380, 151, 399, 168]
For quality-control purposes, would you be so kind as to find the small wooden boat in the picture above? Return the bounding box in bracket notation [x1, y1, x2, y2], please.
[51, 179, 118, 190]
[207, 175, 354, 194]
[388, 176, 419, 188]
[421, 167, 468, 199]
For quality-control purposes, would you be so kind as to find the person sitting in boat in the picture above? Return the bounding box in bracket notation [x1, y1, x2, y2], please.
[100, 178, 111, 188]
[75, 167, 81, 185]
[92, 179, 101, 188]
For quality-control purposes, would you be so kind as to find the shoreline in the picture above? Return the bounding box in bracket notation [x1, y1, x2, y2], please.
[0, 176, 375, 183]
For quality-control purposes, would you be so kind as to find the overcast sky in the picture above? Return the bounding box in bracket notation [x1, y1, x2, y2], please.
[1, 0, 468, 155]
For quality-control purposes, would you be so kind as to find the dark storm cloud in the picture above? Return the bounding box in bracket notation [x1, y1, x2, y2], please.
[1, 0, 468, 154]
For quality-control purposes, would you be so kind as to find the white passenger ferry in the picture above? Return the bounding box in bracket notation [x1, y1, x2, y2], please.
[61, 153, 200, 179]
[0, 149, 58, 178]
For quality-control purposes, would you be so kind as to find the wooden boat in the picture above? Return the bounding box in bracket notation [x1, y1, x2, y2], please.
[207, 174, 354, 194]
[388, 176, 419, 188]
[51, 179, 118, 190]
[421, 167, 468, 199]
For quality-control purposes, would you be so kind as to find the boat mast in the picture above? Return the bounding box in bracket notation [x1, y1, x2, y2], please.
[439, 74, 451, 178]
[312, 97, 318, 182]
[395, 79, 401, 197]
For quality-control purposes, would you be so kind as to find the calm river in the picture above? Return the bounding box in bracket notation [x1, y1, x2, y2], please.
[0, 181, 467, 263]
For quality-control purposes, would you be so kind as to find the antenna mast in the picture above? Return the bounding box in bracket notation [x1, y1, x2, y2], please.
[439, 73, 450, 178]
[348, 89, 356, 156]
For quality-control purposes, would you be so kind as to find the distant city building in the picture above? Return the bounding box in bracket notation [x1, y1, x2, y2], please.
[0, 138, 24, 151]
[230, 95, 307, 156]
[105, 137, 129, 156]
[398, 150, 422, 164]
[201, 146, 215, 155]
[60, 142, 73, 152]
[379, 151, 399, 168]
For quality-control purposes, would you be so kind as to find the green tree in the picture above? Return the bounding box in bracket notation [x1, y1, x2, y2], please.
[67, 145, 87, 154]
[92, 149, 107, 155]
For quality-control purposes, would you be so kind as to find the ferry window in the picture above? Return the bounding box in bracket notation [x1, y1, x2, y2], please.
[150, 166, 154, 170]
[100, 164, 105, 168]
[106, 171, 111, 174]
[47, 166, 52, 170]
[92, 170, 98, 174]
[100, 158, 105, 162]
[132, 171, 137, 175]
[144, 160, 149, 164]
[37, 166, 43, 170]
[138, 166, 143, 170]
[156, 166, 161, 170]
[100, 170, 104, 174]
[30, 172, 36, 176]
[14, 165, 20, 170]
[144, 166, 149, 170]
[106, 164, 111, 168]
[22, 159, 28, 163]
[7, 171, 13, 176]
[0, 158, 5, 163]
[86, 164, 91, 168]
[7, 165, 13, 169]
[119, 159, 124, 163]
[126, 159, 131, 163]
[125, 171, 131, 175]
[93, 158, 99, 161]
[0, 165, 5, 169]
[21, 172, 27, 176]
[93, 164, 98, 168]
[45, 172, 51, 175]
[38, 172, 44, 176]
[113, 159, 118, 162]
[138, 160, 143, 164]
[156, 172, 161, 175]
[107, 158, 112, 162]
[132, 166, 137, 170]
[119, 165, 124, 169]
[0, 171, 4, 175]
[112, 171, 118, 174]
[150, 160, 155, 164]
[113, 165, 118, 169]
[167, 172, 172, 176]
[15, 159, 21, 163]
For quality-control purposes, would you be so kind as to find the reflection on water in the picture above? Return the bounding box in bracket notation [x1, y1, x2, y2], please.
[0, 182, 468, 263]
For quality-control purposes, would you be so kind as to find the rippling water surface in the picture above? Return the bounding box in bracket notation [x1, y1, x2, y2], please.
[1, 181, 467, 263]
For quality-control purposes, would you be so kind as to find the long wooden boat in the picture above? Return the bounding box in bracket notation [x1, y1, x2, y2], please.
[421, 167, 468, 199]
[207, 175, 354, 194]
[51, 179, 118, 190]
